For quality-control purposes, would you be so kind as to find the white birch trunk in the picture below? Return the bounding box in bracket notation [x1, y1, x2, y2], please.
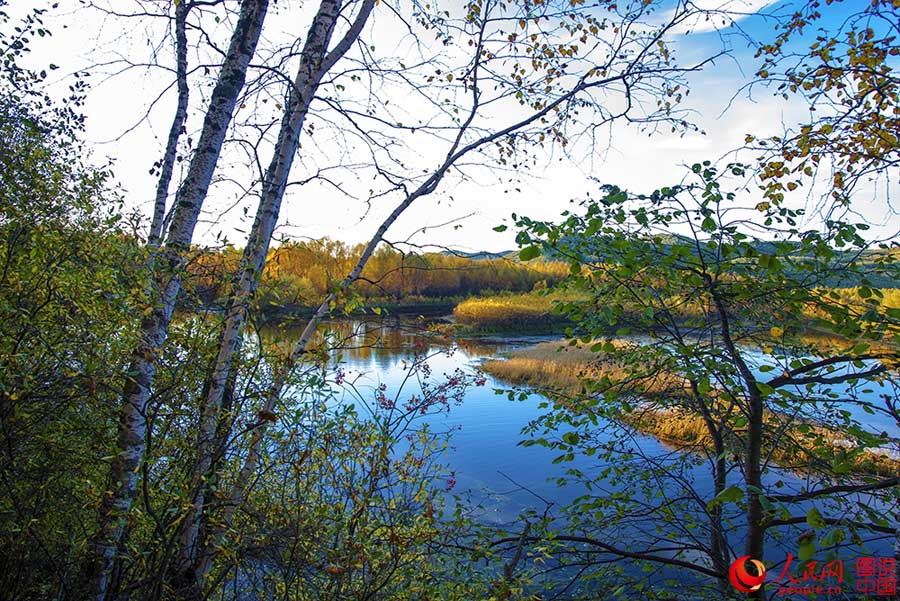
[147, 0, 188, 248]
[173, 0, 376, 585]
[90, 3, 268, 599]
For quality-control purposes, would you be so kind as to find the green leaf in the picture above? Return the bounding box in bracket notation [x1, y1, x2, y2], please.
[493, 224, 508, 232]
[820, 528, 845, 547]
[707, 485, 744, 509]
[697, 378, 711, 395]
[798, 532, 816, 561]
[832, 456, 851, 474]
[562, 432, 580, 445]
[519, 245, 541, 261]
[755, 382, 775, 396]
[806, 507, 826, 529]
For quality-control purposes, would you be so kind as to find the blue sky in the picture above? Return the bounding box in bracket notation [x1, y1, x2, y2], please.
[17, 0, 900, 252]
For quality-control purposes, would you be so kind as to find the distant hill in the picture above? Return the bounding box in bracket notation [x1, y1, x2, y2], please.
[439, 249, 518, 260]
[544, 234, 900, 288]
[438, 242, 899, 288]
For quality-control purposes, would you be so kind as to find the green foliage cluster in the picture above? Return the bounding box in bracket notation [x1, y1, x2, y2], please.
[510, 162, 900, 597]
[0, 71, 145, 601]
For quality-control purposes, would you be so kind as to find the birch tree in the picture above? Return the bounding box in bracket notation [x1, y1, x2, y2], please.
[147, 0, 188, 249]
[171, 0, 377, 591]
[90, 2, 269, 599]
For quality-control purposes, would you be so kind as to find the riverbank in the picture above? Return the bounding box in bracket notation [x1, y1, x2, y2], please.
[481, 340, 899, 478]
[263, 296, 459, 322]
[451, 287, 900, 336]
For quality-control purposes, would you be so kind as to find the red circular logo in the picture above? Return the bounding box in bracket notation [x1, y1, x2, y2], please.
[729, 555, 766, 593]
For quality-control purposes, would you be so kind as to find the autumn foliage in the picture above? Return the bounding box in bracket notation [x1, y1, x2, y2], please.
[186, 239, 570, 309]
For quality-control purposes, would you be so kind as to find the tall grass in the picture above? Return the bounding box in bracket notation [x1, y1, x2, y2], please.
[483, 341, 898, 477]
[481, 340, 682, 395]
[453, 293, 574, 332]
[456, 285, 900, 336]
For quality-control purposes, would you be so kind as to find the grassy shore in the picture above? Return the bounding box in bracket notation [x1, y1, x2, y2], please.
[481, 340, 682, 394]
[452, 286, 900, 336]
[452, 293, 573, 333]
[482, 340, 898, 477]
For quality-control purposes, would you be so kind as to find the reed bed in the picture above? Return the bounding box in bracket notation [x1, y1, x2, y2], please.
[453, 294, 573, 332]
[483, 340, 899, 477]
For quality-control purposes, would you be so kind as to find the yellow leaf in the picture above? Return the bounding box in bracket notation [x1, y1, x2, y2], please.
[770, 326, 784, 338]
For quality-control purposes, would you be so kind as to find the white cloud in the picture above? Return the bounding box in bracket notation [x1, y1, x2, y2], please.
[671, 0, 782, 35]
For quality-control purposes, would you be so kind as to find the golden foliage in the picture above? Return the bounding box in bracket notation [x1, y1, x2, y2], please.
[185, 240, 570, 307]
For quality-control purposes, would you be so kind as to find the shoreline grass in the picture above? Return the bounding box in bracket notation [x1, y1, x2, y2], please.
[453, 286, 900, 338]
[482, 340, 899, 478]
[452, 293, 574, 333]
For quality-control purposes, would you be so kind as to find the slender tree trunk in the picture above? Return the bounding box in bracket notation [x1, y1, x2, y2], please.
[148, 0, 189, 248]
[690, 379, 730, 594]
[741, 381, 766, 601]
[744, 384, 765, 597]
[89, 3, 268, 599]
[173, 0, 376, 589]
[710, 285, 765, 600]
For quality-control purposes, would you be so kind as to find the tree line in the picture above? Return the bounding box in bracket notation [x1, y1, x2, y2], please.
[187, 240, 570, 309]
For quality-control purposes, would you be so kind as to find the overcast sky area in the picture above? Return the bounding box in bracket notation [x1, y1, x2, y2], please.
[18, 0, 900, 253]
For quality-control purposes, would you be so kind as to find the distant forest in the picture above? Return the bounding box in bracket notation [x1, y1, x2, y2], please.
[185, 238, 570, 308]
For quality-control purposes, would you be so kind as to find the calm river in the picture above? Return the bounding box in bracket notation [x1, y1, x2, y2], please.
[268, 316, 897, 594]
